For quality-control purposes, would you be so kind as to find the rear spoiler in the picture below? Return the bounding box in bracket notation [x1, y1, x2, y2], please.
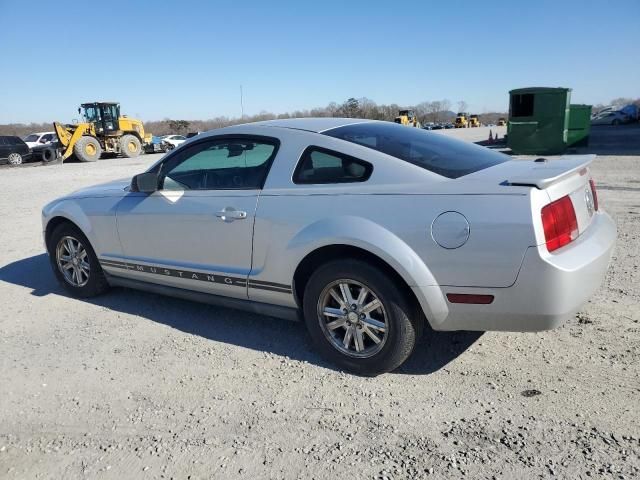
[506, 155, 595, 189]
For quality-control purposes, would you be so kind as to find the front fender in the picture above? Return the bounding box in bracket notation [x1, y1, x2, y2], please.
[42, 199, 94, 243]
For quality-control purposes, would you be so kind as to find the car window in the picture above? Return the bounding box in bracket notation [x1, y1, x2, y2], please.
[0, 137, 7, 146]
[293, 147, 372, 184]
[323, 122, 507, 179]
[24, 134, 39, 142]
[175, 136, 186, 140]
[160, 137, 278, 191]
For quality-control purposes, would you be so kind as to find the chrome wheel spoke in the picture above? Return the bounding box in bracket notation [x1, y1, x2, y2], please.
[329, 288, 347, 309]
[355, 285, 368, 307]
[65, 238, 76, 255]
[323, 307, 345, 318]
[361, 298, 381, 315]
[326, 317, 347, 330]
[343, 326, 354, 348]
[354, 328, 365, 352]
[363, 326, 382, 344]
[339, 283, 354, 306]
[363, 316, 386, 332]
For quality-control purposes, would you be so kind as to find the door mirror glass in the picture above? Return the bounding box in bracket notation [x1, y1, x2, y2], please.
[131, 172, 158, 193]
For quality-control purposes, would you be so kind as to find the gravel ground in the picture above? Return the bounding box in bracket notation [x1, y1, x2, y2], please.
[0, 125, 638, 479]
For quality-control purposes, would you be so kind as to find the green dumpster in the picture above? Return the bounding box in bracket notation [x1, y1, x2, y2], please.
[507, 87, 571, 155]
[567, 104, 592, 147]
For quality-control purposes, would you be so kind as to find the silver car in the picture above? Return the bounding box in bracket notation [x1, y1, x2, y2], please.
[42, 118, 616, 374]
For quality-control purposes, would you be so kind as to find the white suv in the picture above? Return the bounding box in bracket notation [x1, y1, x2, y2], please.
[23, 132, 56, 149]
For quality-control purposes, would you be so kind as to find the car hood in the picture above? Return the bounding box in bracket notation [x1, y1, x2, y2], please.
[66, 178, 131, 199]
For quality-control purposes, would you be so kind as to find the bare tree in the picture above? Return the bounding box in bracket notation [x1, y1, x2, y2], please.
[457, 100, 468, 114]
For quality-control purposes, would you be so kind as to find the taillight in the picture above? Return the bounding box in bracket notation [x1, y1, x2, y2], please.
[541, 195, 578, 252]
[589, 179, 599, 211]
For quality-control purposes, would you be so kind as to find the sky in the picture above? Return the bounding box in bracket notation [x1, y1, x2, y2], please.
[0, 0, 638, 124]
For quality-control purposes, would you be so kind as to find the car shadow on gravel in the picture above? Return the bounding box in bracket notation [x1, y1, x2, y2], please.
[1, 254, 480, 375]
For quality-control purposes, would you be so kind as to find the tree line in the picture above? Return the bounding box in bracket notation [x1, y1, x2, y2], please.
[1, 96, 637, 137]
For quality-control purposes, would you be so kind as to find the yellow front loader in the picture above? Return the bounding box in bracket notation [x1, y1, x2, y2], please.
[54, 102, 152, 162]
[394, 109, 421, 128]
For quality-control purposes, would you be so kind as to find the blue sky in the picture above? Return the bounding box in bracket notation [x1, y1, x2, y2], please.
[0, 0, 638, 123]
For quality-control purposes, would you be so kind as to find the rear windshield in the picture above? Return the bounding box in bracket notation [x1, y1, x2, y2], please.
[323, 122, 508, 179]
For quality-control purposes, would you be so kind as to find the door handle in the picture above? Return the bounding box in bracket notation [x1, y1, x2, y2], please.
[216, 207, 247, 222]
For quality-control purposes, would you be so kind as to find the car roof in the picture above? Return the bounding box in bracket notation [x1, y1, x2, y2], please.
[249, 117, 374, 133]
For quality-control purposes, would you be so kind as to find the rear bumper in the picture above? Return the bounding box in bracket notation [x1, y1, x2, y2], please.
[414, 211, 616, 332]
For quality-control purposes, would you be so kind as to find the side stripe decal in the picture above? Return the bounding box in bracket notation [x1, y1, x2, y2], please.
[99, 259, 292, 294]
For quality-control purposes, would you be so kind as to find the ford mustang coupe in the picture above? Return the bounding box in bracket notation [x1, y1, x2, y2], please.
[42, 118, 616, 374]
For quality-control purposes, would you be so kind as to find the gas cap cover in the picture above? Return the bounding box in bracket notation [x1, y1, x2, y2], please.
[431, 211, 470, 249]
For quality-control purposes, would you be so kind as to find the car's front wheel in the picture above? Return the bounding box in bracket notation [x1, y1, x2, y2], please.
[303, 259, 423, 375]
[47, 223, 109, 298]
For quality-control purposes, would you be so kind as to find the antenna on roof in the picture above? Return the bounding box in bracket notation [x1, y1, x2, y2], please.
[240, 85, 244, 119]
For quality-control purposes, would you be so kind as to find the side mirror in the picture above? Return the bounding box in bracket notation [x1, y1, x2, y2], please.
[131, 172, 158, 193]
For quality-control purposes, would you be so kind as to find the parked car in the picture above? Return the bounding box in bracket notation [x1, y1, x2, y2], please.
[590, 111, 630, 126]
[162, 134, 187, 150]
[143, 136, 168, 154]
[0, 136, 33, 165]
[42, 118, 616, 375]
[23, 131, 56, 149]
[443, 123, 455, 129]
[186, 132, 203, 139]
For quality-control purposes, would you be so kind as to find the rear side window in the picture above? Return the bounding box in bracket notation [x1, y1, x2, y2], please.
[511, 93, 534, 117]
[323, 122, 507, 179]
[293, 146, 372, 184]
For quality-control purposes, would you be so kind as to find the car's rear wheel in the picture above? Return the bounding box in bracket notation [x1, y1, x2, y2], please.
[7, 153, 22, 165]
[47, 223, 109, 298]
[303, 259, 422, 375]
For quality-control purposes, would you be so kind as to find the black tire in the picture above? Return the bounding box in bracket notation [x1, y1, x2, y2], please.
[303, 259, 424, 376]
[47, 222, 109, 298]
[73, 136, 102, 162]
[42, 147, 57, 162]
[119, 134, 142, 158]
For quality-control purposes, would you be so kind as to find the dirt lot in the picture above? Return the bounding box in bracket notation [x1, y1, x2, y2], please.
[0, 125, 638, 479]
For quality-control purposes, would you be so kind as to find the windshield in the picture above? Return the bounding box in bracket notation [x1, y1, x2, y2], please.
[83, 105, 100, 122]
[323, 122, 508, 179]
[24, 134, 39, 142]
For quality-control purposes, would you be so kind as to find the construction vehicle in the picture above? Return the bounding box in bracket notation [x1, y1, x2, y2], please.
[394, 110, 421, 128]
[54, 102, 152, 162]
[498, 117, 507, 127]
[469, 114, 481, 127]
[454, 112, 469, 128]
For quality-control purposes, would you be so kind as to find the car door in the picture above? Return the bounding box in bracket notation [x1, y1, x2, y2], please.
[0, 137, 8, 160]
[114, 135, 279, 299]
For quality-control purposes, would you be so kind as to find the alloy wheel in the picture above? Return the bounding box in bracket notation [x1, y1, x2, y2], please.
[8, 153, 22, 165]
[55, 236, 90, 287]
[317, 279, 388, 358]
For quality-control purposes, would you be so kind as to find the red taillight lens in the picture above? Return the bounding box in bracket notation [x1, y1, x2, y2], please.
[541, 195, 578, 252]
[589, 178, 599, 211]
